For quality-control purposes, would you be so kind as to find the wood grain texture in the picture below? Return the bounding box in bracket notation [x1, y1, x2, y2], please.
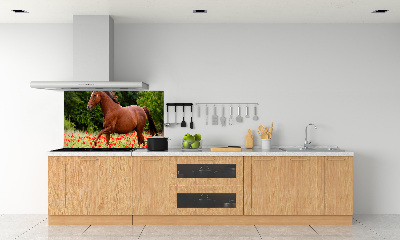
[243, 157, 252, 215]
[65, 156, 133, 215]
[132, 215, 352, 225]
[48, 157, 66, 215]
[169, 185, 243, 215]
[169, 157, 243, 186]
[134, 157, 171, 215]
[252, 156, 324, 215]
[49, 215, 132, 225]
[325, 157, 353, 215]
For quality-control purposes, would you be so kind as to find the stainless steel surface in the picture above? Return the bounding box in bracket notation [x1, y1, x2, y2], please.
[206, 105, 209, 125]
[253, 105, 259, 121]
[236, 106, 243, 122]
[196, 102, 259, 105]
[229, 105, 233, 125]
[220, 106, 226, 126]
[254, 158, 272, 160]
[198, 158, 215, 161]
[304, 123, 317, 149]
[142, 158, 161, 160]
[80, 158, 98, 161]
[245, 105, 250, 118]
[279, 147, 345, 152]
[290, 158, 309, 161]
[212, 105, 218, 125]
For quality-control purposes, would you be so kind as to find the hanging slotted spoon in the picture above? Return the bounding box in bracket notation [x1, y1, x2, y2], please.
[220, 106, 226, 126]
[253, 105, 259, 121]
[236, 106, 243, 123]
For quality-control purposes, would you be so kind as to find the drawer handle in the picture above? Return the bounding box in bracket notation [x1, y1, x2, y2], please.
[80, 158, 98, 161]
[142, 159, 160, 161]
[328, 158, 345, 161]
[290, 158, 308, 161]
[254, 158, 272, 161]
[198, 189, 215, 191]
[198, 159, 215, 161]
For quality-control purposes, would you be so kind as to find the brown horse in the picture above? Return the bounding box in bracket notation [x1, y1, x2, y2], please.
[87, 91, 158, 147]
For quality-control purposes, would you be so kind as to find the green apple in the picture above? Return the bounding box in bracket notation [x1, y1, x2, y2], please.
[191, 141, 200, 149]
[183, 133, 192, 140]
[186, 135, 195, 142]
[182, 140, 191, 149]
[194, 134, 201, 141]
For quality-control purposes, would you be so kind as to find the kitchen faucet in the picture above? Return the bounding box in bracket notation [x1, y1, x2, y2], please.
[304, 123, 317, 149]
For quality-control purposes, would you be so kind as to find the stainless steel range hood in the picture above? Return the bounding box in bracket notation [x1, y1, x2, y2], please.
[30, 15, 149, 91]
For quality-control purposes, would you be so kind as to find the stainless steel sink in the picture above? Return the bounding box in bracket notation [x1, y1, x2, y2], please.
[279, 147, 345, 152]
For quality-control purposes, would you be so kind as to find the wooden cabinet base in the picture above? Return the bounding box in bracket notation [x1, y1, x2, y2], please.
[49, 215, 351, 225]
[132, 215, 352, 225]
[49, 215, 132, 225]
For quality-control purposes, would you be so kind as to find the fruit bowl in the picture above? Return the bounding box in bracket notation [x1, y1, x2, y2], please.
[182, 140, 202, 151]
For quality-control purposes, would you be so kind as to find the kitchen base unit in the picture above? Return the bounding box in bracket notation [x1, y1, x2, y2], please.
[48, 149, 353, 225]
[48, 215, 352, 225]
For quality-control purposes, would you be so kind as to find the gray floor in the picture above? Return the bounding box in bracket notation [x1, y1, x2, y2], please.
[0, 215, 398, 240]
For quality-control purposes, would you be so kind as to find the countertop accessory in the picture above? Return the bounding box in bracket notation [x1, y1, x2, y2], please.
[212, 105, 218, 125]
[245, 129, 254, 149]
[261, 139, 271, 150]
[164, 105, 170, 127]
[190, 105, 194, 129]
[210, 146, 242, 152]
[181, 106, 186, 127]
[253, 105, 259, 121]
[258, 122, 273, 139]
[236, 106, 243, 123]
[220, 106, 226, 127]
[304, 123, 317, 149]
[147, 136, 169, 151]
[245, 105, 250, 118]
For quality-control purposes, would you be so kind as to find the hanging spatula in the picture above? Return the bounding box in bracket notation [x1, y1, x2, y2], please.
[190, 105, 194, 129]
[181, 106, 187, 127]
[212, 105, 218, 125]
[220, 106, 226, 126]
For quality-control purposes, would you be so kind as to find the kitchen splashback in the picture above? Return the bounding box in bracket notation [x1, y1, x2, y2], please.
[64, 91, 164, 148]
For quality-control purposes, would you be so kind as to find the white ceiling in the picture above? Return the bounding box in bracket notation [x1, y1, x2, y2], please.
[0, 0, 399, 23]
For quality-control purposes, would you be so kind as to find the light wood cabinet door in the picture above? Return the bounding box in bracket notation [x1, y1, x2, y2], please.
[324, 157, 353, 215]
[49, 157, 66, 215]
[251, 156, 324, 215]
[169, 185, 243, 215]
[64, 156, 133, 215]
[169, 156, 243, 186]
[134, 157, 170, 215]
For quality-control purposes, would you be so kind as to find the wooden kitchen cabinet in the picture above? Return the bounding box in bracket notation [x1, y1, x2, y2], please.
[250, 156, 324, 215]
[49, 157, 66, 215]
[133, 157, 171, 215]
[63, 156, 133, 215]
[324, 157, 353, 215]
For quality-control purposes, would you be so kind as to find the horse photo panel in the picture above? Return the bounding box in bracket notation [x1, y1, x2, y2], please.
[64, 91, 164, 148]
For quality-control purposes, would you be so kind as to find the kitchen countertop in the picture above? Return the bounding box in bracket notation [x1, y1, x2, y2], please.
[48, 147, 354, 157]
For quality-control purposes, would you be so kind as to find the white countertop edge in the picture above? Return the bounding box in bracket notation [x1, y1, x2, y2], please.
[48, 148, 354, 157]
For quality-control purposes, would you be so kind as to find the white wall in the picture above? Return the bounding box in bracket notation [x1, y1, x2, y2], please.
[1, 23, 400, 214]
